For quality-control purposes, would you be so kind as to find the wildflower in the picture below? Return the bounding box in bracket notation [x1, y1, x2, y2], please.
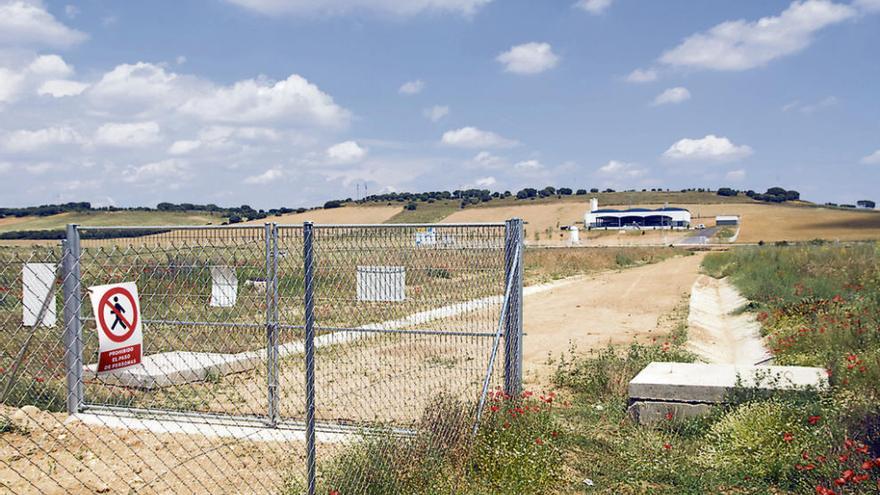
[535, 437, 544, 445]
[551, 431, 559, 438]
[861, 460, 873, 470]
[839, 454, 849, 463]
[663, 443, 671, 450]
[490, 405, 499, 413]
[856, 445, 869, 455]
[842, 469, 854, 481]
[329, 491, 339, 495]
[783, 432, 794, 443]
[503, 422, 510, 429]
[808, 415, 821, 425]
[35, 377, 44, 383]
[665, 412, 674, 421]
[834, 478, 845, 486]
[802, 451, 810, 460]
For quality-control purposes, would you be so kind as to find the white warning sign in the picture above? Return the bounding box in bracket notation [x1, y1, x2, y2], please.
[88, 282, 143, 372]
[22, 263, 57, 327]
[210, 266, 238, 307]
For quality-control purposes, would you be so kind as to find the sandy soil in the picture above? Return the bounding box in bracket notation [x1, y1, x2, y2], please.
[521, 253, 705, 383]
[0, 405, 301, 494]
[243, 205, 402, 226]
[686, 275, 771, 365]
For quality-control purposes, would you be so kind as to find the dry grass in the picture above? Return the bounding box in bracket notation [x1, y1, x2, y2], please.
[243, 205, 402, 225]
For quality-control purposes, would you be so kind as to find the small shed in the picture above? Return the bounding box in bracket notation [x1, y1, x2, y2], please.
[715, 215, 739, 226]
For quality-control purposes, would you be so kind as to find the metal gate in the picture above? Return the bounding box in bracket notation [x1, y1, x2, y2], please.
[6, 219, 523, 492]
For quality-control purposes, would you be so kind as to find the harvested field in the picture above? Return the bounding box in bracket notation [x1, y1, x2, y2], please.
[244, 205, 402, 225]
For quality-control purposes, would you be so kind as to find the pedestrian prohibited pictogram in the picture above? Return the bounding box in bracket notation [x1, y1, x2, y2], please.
[88, 282, 143, 372]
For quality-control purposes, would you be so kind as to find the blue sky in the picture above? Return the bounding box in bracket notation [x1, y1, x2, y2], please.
[0, 0, 878, 209]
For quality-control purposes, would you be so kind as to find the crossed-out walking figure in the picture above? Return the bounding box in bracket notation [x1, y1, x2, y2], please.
[110, 296, 127, 330]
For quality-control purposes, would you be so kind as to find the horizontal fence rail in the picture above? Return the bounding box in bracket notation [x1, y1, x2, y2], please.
[0, 220, 523, 494]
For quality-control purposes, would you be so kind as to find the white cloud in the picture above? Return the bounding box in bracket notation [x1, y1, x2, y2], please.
[38, 79, 89, 97]
[474, 176, 496, 187]
[123, 159, 190, 184]
[0, 67, 25, 103]
[27, 55, 73, 77]
[244, 167, 283, 184]
[1, 126, 85, 152]
[784, 96, 838, 113]
[659, 0, 856, 71]
[0, 0, 87, 47]
[179, 74, 350, 127]
[514, 159, 543, 170]
[223, 0, 492, 17]
[597, 160, 646, 177]
[496, 42, 560, 75]
[663, 135, 753, 162]
[652, 87, 691, 106]
[441, 127, 518, 148]
[423, 105, 449, 122]
[625, 68, 658, 83]
[726, 169, 747, 181]
[326, 140, 367, 163]
[398, 79, 425, 95]
[574, 0, 614, 15]
[88, 62, 186, 111]
[860, 149, 880, 165]
[25, 162, 52, 174]
[94, 121, 162, 147]
[473, 151, 504, 167]
[167, 140, 202, 155]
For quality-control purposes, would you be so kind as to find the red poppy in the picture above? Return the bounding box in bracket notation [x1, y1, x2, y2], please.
[35, 377, 44, 383]
[783, 432, 794, 443]
[862, 460, 873, 470]
[490, 405, 499, 413]
[839, 454, 849, 463]
[856, 445, 869, 454]
[550, 431, 559, 438]
[665, 411, 674, 421]
[503, 422, 510, 429]
[808, 415, 821, 425]
[663, 443, 671, 450]
[842, 469, 854, 480]
[535, 438, 543, 445]
[329, 491, 339, 495]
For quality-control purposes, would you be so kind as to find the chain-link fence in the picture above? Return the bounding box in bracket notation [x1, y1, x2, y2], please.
[1, 220, 523, 494]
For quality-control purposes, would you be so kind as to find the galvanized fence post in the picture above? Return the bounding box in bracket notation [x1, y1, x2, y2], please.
[503, 218, 524, 396]
[265, 223, 278, 426]
[303, 222, 317, 495]
[62, 224, 84, 414]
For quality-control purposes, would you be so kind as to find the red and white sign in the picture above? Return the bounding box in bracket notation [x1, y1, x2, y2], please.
[88, 282, 143, 372]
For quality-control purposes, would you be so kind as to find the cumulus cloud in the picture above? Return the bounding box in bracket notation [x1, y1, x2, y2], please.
[860, 149, 880, 165]
[473, 151, 504, 168]
[0, 68, 25, 103]
[423, 105, 449, 122]
[398, 79, 425, 95]
[663, 135, 753, 162]
[0, 53, 81, 102]
[123, 159, 190, 184]
[441, 127, 518, 148]
[94, 121, 162, 147]
[474, 176, 496, 187]
[574, 0, 614, 15]
[326, 140, 367, 163]
[167, 140, 202, 155]
[38, 79, 89, 97]
[1, 126, 85, 152]
[659, 0, 856, 71]
[652, 87, 691, 105]
[496, 42, 560, 75]
[223, 0, 492, 17]
[180, 74, 350, 127]
[625, 68, 658, 83]
[597, 160, 647, 177]
[0, 0, 87, 47]
[244, 167, 283, 184]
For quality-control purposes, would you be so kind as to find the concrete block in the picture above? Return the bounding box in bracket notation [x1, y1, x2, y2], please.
[84, 351, 261, 390]
[629, 362, 828, 404]
[627, 401, 714, 426]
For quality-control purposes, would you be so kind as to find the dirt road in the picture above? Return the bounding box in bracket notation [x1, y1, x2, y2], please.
[522, 253, 705, 384]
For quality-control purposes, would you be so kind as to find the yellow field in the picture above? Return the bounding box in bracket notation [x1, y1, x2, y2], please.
[244, 205, 403, 225]
[0, 210, 224, 233]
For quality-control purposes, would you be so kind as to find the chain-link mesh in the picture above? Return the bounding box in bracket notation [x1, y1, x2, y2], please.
[1, 221, 521, 494]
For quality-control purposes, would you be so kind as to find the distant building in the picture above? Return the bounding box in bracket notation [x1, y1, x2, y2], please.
[584, 198, 690, 229]
[715, 215, 740, 226]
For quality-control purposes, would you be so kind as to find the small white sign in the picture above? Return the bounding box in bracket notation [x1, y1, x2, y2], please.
[88, 282, 143, 373]
[210, 266, 238, 307]
[357, 266, 405, 302]
[22, 263, 57, 327]
[415, 228, 436, 246]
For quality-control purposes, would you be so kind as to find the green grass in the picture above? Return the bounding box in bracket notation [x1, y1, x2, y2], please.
[0, 210, 224, 233]
[384, 200, 461, 224]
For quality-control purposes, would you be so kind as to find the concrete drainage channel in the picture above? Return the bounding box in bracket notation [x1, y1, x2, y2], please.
[628, 275, 827, 425]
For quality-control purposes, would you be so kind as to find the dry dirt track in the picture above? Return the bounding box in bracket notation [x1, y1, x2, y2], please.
[522, 253, 705, 384]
